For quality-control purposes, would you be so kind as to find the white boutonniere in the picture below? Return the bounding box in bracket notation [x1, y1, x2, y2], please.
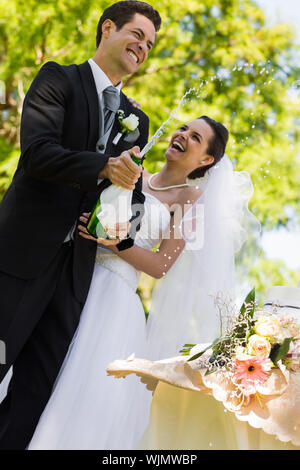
[112, 110, 139, 145]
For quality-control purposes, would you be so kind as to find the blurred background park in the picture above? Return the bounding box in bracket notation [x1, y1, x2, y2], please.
[0, 0, 299, 310]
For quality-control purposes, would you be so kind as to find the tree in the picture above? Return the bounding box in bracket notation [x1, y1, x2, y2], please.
[0, 0, 299, 302]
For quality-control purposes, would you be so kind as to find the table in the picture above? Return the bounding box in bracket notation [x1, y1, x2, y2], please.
[107, 354, 300, 450]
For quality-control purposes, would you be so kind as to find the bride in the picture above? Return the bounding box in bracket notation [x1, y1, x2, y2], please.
[27, 115, 257, 449]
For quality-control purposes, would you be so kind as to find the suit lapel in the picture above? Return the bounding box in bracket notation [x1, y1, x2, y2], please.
[77, 61, 100, 151]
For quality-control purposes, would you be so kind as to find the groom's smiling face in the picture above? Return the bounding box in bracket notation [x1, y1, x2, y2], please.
[101, 13, 156, 76]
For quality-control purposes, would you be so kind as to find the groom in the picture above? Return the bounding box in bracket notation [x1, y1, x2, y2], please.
[0, 1, 161, 449]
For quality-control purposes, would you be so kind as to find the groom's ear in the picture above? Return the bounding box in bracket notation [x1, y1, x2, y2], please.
[101, 19, 116, 39]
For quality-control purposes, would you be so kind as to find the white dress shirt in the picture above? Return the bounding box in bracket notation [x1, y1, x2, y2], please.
[88, 58, 122, 101]
[88, 58, 122, 185]
[63, 59, 122, 243]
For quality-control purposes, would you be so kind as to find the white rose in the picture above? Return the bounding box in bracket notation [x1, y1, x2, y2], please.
[288, 324, 300, 338]
[279, 313, 300, 338]
[290, 340, 300, 372]
[122, 114, 139, 132]
[235, 346, 253, 361]
[254, 315, 282, 341]
[247, 334, 271, 357]
[254, 310, 266, 317]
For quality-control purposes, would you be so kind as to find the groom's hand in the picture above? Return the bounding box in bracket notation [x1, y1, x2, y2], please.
[78, 213, 130, 246]
[98, 146, 142, 190]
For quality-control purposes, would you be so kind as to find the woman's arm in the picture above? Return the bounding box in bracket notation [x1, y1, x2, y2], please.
[78, 211, 185, 278]
[107, 213, 186, 279]
[78, 187, 202, 278]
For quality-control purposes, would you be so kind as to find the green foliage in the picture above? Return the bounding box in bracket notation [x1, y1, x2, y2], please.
[0, 0, 299, 301]
[136, 272, 156, 318]
[186, 288, 256, 364]
[186, 336, 229, 363]
[270, 337, 293, 366]
[179, 344, 196, 356]
[248, 258, 300, 306]
[239, 287, 255, 317]
[0, 138, 19, 197]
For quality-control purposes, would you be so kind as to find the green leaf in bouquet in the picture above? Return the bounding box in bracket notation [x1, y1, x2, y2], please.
[270, 338, 293, 365]
[187, 336, 230, 362]
[205, 366, 219, 376]
[239, 288, 256, 318]
[180, 344, 196, 356]
[247, 327, 256, 339]
[187, 343, 214, 362]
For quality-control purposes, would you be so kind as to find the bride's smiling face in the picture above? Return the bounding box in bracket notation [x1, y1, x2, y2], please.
[165, 119, 215, 172]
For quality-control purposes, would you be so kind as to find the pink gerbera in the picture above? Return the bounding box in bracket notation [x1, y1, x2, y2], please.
[235, 356, 271, 387]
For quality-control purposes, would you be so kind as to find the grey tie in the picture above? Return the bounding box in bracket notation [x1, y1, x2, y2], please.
[102, 86, 120, 134]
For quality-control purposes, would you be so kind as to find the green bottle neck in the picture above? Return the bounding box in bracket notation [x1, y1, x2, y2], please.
[131, 155, 140, 165]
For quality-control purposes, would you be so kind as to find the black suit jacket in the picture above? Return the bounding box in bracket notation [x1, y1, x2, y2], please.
[0, 61, 149, 301]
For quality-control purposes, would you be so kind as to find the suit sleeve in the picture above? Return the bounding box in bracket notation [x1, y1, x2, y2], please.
[116, 113, 149, 251]
[20, 61, 109, 191]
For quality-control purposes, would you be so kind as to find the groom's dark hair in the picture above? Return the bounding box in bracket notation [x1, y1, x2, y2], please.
[188, 116, 229, 179]
[96, 1, 161, 47]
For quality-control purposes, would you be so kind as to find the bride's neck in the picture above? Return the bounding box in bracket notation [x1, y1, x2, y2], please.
[154, 164, 187, 187]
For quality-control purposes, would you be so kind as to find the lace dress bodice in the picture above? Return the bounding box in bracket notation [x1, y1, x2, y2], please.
[95, 193, 171, 291]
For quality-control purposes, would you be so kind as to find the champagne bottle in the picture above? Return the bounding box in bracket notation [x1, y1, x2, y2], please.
[87, 155, 141, 239]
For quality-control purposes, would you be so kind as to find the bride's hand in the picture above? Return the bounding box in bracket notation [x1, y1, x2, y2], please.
[78, 213, 130, 246]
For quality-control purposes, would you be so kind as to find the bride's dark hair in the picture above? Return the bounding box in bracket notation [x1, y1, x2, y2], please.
[187, 116, 229, 179]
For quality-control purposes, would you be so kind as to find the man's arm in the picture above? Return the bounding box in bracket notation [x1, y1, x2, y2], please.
[21, 62, 109, 191]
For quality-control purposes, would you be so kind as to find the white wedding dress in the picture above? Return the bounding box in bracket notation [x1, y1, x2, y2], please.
[28, 192, 171, 450]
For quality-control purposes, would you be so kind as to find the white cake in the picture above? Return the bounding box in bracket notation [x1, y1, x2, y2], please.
[264, 285, 300, 320]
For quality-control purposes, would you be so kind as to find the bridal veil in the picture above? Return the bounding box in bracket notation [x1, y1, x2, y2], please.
[145, 155, 261, 360]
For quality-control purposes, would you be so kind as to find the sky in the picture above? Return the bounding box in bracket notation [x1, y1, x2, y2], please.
[255, 0, 300, 273]
[257, 0, 300, 42]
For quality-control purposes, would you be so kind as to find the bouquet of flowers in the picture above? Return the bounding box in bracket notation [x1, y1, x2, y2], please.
[181, 289, 300, 399]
